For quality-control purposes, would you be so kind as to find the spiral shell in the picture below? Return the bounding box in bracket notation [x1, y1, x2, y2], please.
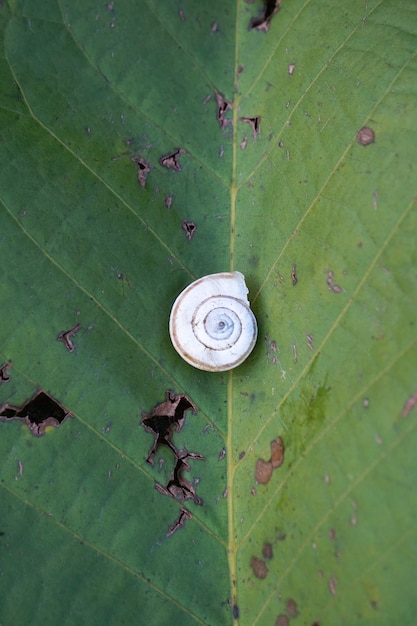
[169, 271, 258, 372]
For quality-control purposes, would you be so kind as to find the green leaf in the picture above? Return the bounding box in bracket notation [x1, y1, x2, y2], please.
[1, 1, 416, 624]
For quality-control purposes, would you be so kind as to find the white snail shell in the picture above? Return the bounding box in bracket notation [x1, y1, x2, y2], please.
[169, 271, 258, 372]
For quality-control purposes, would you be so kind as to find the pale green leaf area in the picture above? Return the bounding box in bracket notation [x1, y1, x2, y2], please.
[0, 0, 416, 624]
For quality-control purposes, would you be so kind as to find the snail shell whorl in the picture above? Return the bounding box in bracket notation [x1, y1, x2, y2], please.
[169, 271, 258, 372]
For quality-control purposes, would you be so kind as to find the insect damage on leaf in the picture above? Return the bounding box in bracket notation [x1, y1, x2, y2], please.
[182, 219, 197, 240]
[0, 362, 11, 384]
[141, 390, 197, 464]
[141, 391, 204, 535]
[159, 147, 184, 171]
[357, 126, 375, 146]
[0, 390, 73, 436]
[249, 0, 282, 32]
[155, 449, 205, 505]
[57, 323, 82, 352]
[131, 155, 152, 188]
[255, 436, 285, 484]
[239, 116, 261, 138]
[250, 556, 269, 579]
[214, 88, 232, 129]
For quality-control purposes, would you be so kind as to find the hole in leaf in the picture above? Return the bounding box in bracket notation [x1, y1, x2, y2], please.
[131, 155, 151, 187]
[239, 116, 261, 138]
[214, 88, 232, 129]
[182, 219, 197, 240]
[159, 148, 184, 171]
[0, 363, 11, 384]
[249, 0, 282, 32]
[0, 390, 73, 436]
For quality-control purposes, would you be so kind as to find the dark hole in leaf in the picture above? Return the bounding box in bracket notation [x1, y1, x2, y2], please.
[232, 604, 239, 619]
[0, 362, 11, 384]
[141, 390, 197, 465]
[249, 0, 282, 32]
[57, 323, 81, 352]
[214, 88, 232, 129]
[182, 219, 197, 240]
[159, 148, 184, 171]
[0, 390, 73, 436]
[131, 155, 151, 187]
[239, 116, 261, 138]
[155, 449, 205, 505]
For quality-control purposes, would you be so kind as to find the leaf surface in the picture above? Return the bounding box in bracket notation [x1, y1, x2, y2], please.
[1, 1, 417, 624]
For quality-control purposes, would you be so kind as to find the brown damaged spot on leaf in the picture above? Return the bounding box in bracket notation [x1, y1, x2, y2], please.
[131, 155, 151, 188]
[214, 88, 232, 129]
[255, 458, 273, 484]
[255, 436, 285, 483]
[401, 389, 417, 417]
[164, 193, 174, 209]
[57, 323, 82, 352]
[262, 541, 273, 560]
[286, 598, 298, 617]
[141, 390, 197, 465]
[239, 116, 261, 138]
[249, 0, 282, 32]
[0, 390, 73, 436]
[167, 507, 192, 536]
[275, 616, 289, 626]
[250, 556, 269, 579]
[357, 126, 375, 146]
[155, 449, 205, 505]
[182, 219, 197, 240]
[0, 362, 11, 384]
[159, 147, 184, 171]
[270, 436, 285, 468]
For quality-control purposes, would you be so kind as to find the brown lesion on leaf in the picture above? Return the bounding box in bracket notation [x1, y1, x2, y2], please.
[357, 126, 375, 146]
[250, 556, 269, 579]
[0, 362, 11, 384]
[214, 88, 232, 129]
[0, 390, 73, 436]
[141, 390, 205, 535]
[255, 436, 285, 484]
[57, 323, 81, 352]
[249, 0, 282, 32]
[131, 155, 151, 188]
[167, 507, 192, 536]
[262, 541, 273, 559]
[159, 148, 184, 171]
[155, 449, 205, 505]
[239, 116, 261, 138]
[401, 389, 417, 417]
[182, 219, 197, 240]
[141, 390, 197, 465]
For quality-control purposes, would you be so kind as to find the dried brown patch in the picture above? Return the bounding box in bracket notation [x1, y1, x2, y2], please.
[401, 389, 417, 417]
[249, 0, 282, 32]
[262, 541, 273, 560]
[164, 193, 173, 209]
[286, 598, 298, 617]
[275, 615, 289, 626]
[0, 390, 73, 436]
[357, 126, 375, 146]
[214, 88, 232, 129]
[255, 458, 273, 484]
[57, 323, 81, 352]
[166, 507, 192, 536]
[270, 436, 285, 468]
[255, 436, 285, 483]
[250, 556, 269, 579]
[159, 148, 185, 171]
[131, 155, 151, 187]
